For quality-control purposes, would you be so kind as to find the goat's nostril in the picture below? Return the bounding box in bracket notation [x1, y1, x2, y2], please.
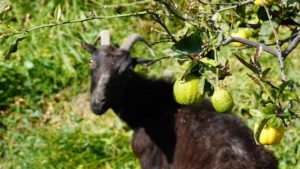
[90, 98, 108, 115]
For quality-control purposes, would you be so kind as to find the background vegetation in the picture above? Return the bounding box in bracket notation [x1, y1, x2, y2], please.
[0, 0, 299, 169]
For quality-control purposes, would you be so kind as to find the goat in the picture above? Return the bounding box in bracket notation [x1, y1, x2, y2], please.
[81, 30, 278, 169]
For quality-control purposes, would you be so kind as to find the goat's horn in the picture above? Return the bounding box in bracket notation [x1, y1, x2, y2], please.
[120, 34, 155, 56]
[95, 30, 110, 46]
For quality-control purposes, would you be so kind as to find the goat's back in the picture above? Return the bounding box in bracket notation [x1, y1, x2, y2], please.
[173, 102, 278, 169]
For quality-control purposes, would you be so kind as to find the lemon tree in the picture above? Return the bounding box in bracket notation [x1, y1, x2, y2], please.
[149, 0, 300, 149]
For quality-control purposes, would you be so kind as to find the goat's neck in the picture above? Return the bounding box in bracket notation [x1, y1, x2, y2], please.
[112, 71, 178, 163]
[112, 71, 178, 129]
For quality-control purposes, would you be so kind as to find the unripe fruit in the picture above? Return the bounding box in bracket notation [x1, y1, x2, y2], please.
[254, 0, 273, 6]
[254, 123, 285, 145]
[173, 74, 205, 106]
[211, 88, 234, 113]
[231, 28, 251, 47]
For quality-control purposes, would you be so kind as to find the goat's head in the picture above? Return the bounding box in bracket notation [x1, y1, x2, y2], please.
[82, 30, 153, 115]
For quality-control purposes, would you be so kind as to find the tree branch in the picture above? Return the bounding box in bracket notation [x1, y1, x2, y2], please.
[1, 11, 150, 39]
[283, 31, 300, 59]
[222, 36, 278, 56]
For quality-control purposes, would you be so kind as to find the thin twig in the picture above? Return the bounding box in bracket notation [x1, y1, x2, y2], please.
[263, 33, 299, 46]
[150, 38, 173, 46]
[215, 0, 253, 13]
[101, 0, 151, 8]
[263, 5, 296, 111]
[134, 56, 170, 67]
[283, 31, 300, 59]
[263, 5, 286, 82]
[151, 12, 177, 42]
[145, 56, 170, 67]
[154, 0, 187, 21]
[1, 11, 150, 39]
[198, 0, 253, 6]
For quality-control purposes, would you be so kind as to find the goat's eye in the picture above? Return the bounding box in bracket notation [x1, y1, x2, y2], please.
[89, 59, 96, 69]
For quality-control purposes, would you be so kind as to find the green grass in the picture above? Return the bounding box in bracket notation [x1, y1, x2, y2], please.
[0, 0, 300, 169]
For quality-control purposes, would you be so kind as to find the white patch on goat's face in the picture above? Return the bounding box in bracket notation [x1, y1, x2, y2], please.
[95, 73, 110, 99]
[90, 73, 111, 114]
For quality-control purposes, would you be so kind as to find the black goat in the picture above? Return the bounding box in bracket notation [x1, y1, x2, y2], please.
[81, 30, 278, 169]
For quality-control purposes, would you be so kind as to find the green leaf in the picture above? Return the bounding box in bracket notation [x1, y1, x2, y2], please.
[292, 11, 300, 24]
[236, 5, 246, 18]
[282, 91, 300, 102]
[204, 79, 214, 97]
[172, 32, 203, 54]
[163, 49, 188, 59]
[257, 7, 268, 21]
[267, 116, 283, 128]
[177, 59, 188, 65]
[262, 103, 276, 115]
[283, 108, 297, 120]
[261, 93, 270, 101]
[262, 67, 271, 78]
[249, 109, 264, 118]
[179, 61, 197, 81]
[54, 4, 62, 23]
[198, 76, 206, 95]
[282, 0, 300, 5]
[247, 74, 263, 89]
[199, 57, 219, 67]
[259, 21, 274, 37]
[279, 80, 293, 92]
[254, 118, 269, 145]
[4, 36, 27, 59]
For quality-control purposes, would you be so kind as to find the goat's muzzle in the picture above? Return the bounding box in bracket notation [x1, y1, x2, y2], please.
[90, 99, 109, 115]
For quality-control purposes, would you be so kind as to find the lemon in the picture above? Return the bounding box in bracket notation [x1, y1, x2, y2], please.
[211, 88, 234, 113]
[173, 74, 205, 106]
[231, 28, 252, 47]
[254, 0, 273, 6]
[254, 123, 285, 145]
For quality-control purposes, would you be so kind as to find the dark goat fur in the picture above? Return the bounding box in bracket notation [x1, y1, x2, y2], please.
[121, 72, 277, 169]
[82, 32, 278, 169]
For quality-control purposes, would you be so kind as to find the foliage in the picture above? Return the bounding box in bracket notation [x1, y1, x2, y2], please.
[150, 0, 300, 146]
[0, 0, 300, 168]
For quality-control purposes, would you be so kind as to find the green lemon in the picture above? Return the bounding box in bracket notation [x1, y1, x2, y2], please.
[211, 88, 234, 113]
[173, 74, 205, 106]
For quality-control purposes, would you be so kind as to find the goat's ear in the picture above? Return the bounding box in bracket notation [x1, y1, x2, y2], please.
[81, 41, 97, 54]
[119, 57, 134, 74]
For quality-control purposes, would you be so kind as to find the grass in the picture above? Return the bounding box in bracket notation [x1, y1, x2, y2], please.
[0, 0, 300, 169]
